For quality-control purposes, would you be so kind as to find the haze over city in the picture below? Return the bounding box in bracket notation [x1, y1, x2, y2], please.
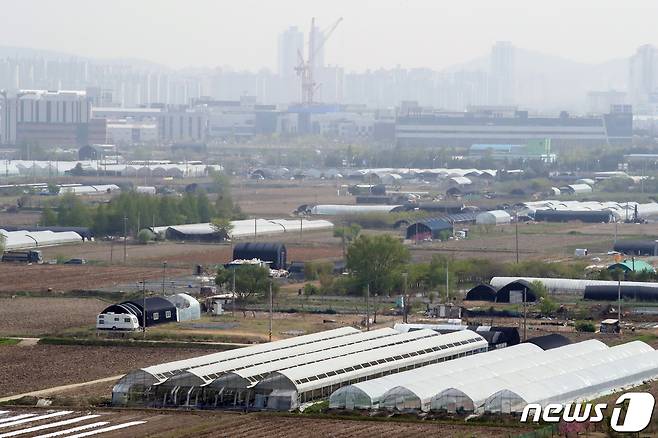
[0, 0, 655, 71]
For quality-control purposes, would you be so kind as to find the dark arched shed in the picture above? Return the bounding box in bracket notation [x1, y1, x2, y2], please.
[233, 242, 287, 269]
[465, 284, 497, 301]
[495, 279, 537, 303]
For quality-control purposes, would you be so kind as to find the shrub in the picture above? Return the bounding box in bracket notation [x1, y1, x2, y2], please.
[575, 321, 596, 332]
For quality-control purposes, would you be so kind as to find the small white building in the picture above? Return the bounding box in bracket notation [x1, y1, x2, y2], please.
[560, 184, 593, 195]
[476, 210, 512, 225]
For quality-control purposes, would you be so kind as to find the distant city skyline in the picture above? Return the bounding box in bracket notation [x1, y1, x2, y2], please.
[0, 0, 656, 72]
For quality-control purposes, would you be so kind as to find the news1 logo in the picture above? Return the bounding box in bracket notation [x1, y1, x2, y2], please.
[520, 392, 655, 433]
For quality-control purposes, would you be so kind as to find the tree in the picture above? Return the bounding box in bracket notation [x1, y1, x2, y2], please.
[211, 171, 239, 218]
[137, 229, 155, 244]
[333, 223, 361, 243]
[47, 182, 60, 195]
[40, 207, 57, 226]
[215, 265, 277, 313]
[346, 234, 410, 296]
[210, 217, 234, 239]
[539, 296, 558, 316]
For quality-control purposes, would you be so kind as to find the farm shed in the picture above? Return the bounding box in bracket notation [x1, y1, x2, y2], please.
[523, 334, 571, 351]
[494, 280, 537, 303]
[166, 293, 201, 322]
[607, 259, 655, 273]
[583, 285, 658, 301]
[559, 183, 592, 195]
[465, 284, 497, 301]
[405, 218, 452, 240]
[491, 276, 658, 295]
[405, 202, 465, 214]
[430, 340, 642, 413]
[112, 326, 359, 405]
[330, 343, 542, 410]
[475, 210, 511, 225]
[613, 239, 658, 256]
[448, 176, 472, 186]
[532, 209, 613, 223]
[483, 342, 657, 414]
[232, 242, 287, 269]
[100, 297, 177, 328]
[251, 330, 487, 411]
[394, 323, 520, 350]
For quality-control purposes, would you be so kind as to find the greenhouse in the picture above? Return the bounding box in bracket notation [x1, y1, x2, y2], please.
[252, 330, 488, 411]
[112, 326, 358, 405]
[430, 340, 652, 413]
[329, 343, 541, 410]
[484, 348, 658, 413]
[490, 276, 658, 296]
[153, 328, 403, 407]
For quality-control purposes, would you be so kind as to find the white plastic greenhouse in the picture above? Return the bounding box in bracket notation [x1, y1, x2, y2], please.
[252, 330, 488, 410]
[0, 229, 83, 250]
[484, 349, 658, 413]
[112, 326, 358, 405]
[329, 342, 542, 410]
[309, 204, 403, 215]
[165, 294, 201, 322]
[430, 340, 655, 413]
[491, 276, 658, 295]
[155, 328, 404, 406]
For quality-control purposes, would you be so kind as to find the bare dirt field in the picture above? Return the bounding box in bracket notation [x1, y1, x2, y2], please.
[0, 344, 217, 397]
[234, 181, 346, 216]
[0, 408, 533, 438]
[0, 264, 189, 293]
[39, 239, 342, 267]
[0, 297, 106, 336]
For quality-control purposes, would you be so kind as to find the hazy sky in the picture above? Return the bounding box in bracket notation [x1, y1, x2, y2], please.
[0, 0, 656, 71]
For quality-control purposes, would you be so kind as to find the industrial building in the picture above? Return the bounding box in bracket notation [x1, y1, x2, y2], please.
[395, 107, 632, 148]
[1, 90, 106, 146]
[233, 242, 287, 270]
[112, 327, 360, 405]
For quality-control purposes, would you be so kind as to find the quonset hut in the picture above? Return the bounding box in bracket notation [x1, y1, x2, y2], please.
[405, 218, 452, 240]
[100, 297, 177, 327]
[532, 210, 614, 223]
[613, 239, 658, 256]
[465, 284, 497, 301]
[232, 242, 287, 269]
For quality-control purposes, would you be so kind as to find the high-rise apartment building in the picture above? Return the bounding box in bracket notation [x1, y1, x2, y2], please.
[629, 44, 658, 114]
[489, 41, 515, 106]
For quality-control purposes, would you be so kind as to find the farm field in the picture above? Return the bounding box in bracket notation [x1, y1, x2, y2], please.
[233, 181, 345, 216]
[0, 264, 189, 293]
[0, 344, 218, 397]
[0, 408, 534, 438]
[0, 297, 106, 336]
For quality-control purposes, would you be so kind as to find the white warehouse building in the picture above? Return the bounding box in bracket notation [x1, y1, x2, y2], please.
[475, 210, 511, 225]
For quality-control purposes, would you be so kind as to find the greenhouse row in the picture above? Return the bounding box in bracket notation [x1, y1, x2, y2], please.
[329, 339, 658, 414]
[0, 229, 84, 250]
[114, 328, 488, 410]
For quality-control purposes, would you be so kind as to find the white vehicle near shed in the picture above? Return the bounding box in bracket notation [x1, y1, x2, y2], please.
[96, 312, 140, 331]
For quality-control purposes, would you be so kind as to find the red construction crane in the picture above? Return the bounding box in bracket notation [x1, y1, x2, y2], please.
[295, 17, 343, 105]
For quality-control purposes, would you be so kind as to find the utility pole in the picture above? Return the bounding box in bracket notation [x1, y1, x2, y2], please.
[162, 261, 167, 295]
[123, 215, 127, 263]
[232, 269, 236, 317]
[614, 221, 618, 243]
[617, 274, 622, 333]
[268, 281, 273, 342]
[366, 283, 370, 331]
[300, 216, 303, 241]
[445, 259, 449, 303]
[523, 287, 527, 342]
[142, 278, 147, 339]
[254, 218, 257, 238]
[402, 273, 408, 323]
[515, 217, 520, 264]
[109, 238, 113, 264]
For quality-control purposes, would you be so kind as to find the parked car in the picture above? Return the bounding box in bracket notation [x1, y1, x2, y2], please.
[64, 258, 87, 264]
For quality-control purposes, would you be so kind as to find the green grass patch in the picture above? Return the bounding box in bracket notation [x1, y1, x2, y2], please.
[0, 338, 20, 346]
